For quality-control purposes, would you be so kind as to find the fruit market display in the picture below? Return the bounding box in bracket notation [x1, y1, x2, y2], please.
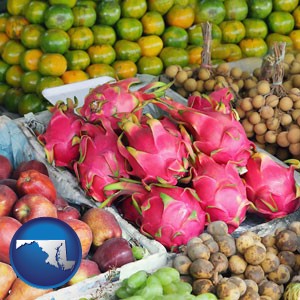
[0, 154, 147, 299]
[36, 77, 300, 254]
[110, 220, 300, 300]
[2, 0, 300, 115]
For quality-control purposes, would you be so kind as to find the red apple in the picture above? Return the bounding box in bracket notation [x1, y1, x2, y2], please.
[13, 194, 57, 223]
[0, 184, 18, 217]
[5, 278, 52, 300]
[0, 216, 22, 264]
[53, 196, 69, 208]
[57, 205, 81, 221]
[0, 155, 13, 180]
[92, 237, 135, 272]
[0, 178, 18, 194]
[67, 259, 101, 286]
[0, 262, 17, 299]
[12, 159, 49, 179]
[16, 169, 57, 203]
[81, 208, 122, 248]
[64, 218, 93, 258]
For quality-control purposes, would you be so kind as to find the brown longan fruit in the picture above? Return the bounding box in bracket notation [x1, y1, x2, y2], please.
[279, 96, 294, 111]
[215, 62, 230, 75]
[294, 99, 300, 109]
[254, 122, 267, 135]
[297, 115, 300, 126]
[248, 111, 261, 124]
[266, 117, 280, 130]
[284, 52, 295, 64]
[264, 130, 277, 144]
[240, 97, 253, 112]
[176, 87, 189, 98]
[287, 127, 300, 144]
[175, 70, 189, 85]
[265, 94, 279, 107]
[260, 106, 274, 119]
[244, 78, 257, 90]
[255, 134, 265, 144]
[283, 80, 293, 91]
[248, 87, 258, 98]
[288, 87, 300, 101]
[230, 67, 243, 79]
[183, 78, 197, 92]
[257, 80, 271, 95]
[280, 113, 293, 127]
[277, 131, 290, 147]
[292, 74, 300, 88]
[289, 142, 300, 156]
[198, 67, 211, 81]
[236, 106, 246, 119]
[252, 95, 265, 109]
[204, 79, 216, 91]
[290, 60, 300, 74]
[196, 80, 204, 92]
[253, 67, 261, 78]
[165, 65, 181, 78]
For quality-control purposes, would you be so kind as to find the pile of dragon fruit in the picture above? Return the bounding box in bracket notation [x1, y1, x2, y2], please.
[38, 77, 300, 251]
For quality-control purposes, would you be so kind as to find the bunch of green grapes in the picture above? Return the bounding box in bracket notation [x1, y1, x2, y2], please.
[115, 267, 218, 300]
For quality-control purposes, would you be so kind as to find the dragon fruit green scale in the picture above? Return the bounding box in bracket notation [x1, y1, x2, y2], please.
[242, 151, 300, 220]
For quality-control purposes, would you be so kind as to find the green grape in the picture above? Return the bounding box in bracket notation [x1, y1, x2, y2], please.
[195, 293, 218, 300]
[152, 267, 180, 286]
[156, 295, 188, 300]
[176, 280, 193, 295]
[123, 296, 145, 300]
[134, 280, 163, 299]
[162, 282, 178, 295]
[131, 246, 145, 260]
[146, 274, 162, 286]
[115, 286, 131, 299]
[127, 270, 148, 290]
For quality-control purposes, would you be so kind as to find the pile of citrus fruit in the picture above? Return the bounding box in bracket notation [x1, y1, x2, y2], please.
[1, 0, 300, 115]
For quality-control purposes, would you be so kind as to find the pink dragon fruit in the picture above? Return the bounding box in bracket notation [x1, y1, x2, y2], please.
[192, 153, 251, 233]
[242, 151, 300, 220]
[38, 98, 84, 169]
[73, 117, 129, 204]
[117, 113, 193, 185]
[77, 77, 169, 130]
[138, 184, 206, 251]
[152, 93, 255, 167]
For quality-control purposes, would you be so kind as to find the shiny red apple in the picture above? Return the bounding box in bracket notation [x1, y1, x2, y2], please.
[0, 155, 13, 180]
[0, 178, 18, 194]
[0, 262, 17, 299]
[81, 208, 122, 248]
[64, 218, 93, 258]
[12, 194, 57, 223]
[0, 184, 18, 217]
[12, 159, 49, 179]
[53, 196, 69, 208]
[57, 205, 81, 221]
[0, 216, 22, 264]
[67, 259, 101, 286]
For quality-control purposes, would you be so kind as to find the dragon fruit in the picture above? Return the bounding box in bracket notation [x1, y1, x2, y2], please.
[192, 153, 251, 233]
[38, 98, 84, 169]
[117, 114, 193, 185]
[73, 117, 129, 204]
[242, 151, 300, 220]
[138, 184, 206, 251]
[152, 93, 254, 167]
[77, 77, 170, 130]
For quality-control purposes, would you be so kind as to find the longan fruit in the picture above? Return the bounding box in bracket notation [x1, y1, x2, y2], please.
[236, 106, 246, 119]
[287, 127, 300, 144]
[279, 96, 293, 111]
[283, 80, 293, 91]
[242, 118, 254, 133]
[230, 67, 243, 79]
[265, 94, 279, 107]
[231, 83, 239, 94]
[293, 109, 300, 121]
[183, 78, 197, 92]
[196, 80, 204, 92]
[266, 117, 280, 131]
[183, 66, 193, 78]
[204, 79, 216, 91]
[288, 88, 300, 101]
[255, 134, 265, 144]
[280, 113, 293, 127]
[198, 68, 211, 81]
[277, 131, 290, 148]
[191, 91, 201, 97]
[176, 87, 189, 98]
[254, 122, 267, 135]
[284, 52, 295, 64]
[244, 78, 257, 90]
[253, 67, 261, 78]
[252, 95, 265, 109]
[239, 97, 253, 112]
[215, 62, 230, 75]
[264, 130, 277, 144]
[175, 70, 189, 85]
[292, 74, 300, 88]
[289, 142, 300, 156]
[257, 80, 271, 95]
[297, 115, 300, 126]
[241, 71, 251, 80]
[248, 87, 258, 98]
[294, 99, 300, 109]
[290, 60, 300, 74]
[248, 111, 261, 124]
[260, 106, 274, 119]
[165, 65, 181, 79]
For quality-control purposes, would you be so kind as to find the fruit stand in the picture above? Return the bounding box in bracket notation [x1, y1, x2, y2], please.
[0, 0, 300, 299]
